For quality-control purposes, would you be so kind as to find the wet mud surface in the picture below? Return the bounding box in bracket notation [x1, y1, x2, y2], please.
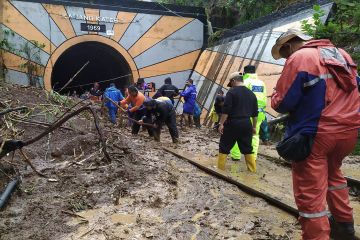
[0, 126, 302, 239]
[179, 128, 360, 235]
[1, 85, 359, 239]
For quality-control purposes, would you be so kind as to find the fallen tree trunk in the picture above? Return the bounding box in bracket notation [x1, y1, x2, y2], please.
[1, 102, 111, 169]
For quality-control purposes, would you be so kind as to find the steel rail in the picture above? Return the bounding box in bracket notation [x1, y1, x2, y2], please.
[163, 147, 298, 216]
[163, 147, 360, 240]
[258, 152, 360, 190]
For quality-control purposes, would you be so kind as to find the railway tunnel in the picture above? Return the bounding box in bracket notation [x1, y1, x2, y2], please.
[51, 41, 132, 95]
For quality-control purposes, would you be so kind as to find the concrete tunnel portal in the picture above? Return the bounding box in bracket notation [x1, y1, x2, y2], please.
[51, 41, 132, 95]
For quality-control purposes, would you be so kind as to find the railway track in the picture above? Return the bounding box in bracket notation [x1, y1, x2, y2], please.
[210, 138, 360, 189]
[163, 147, 360, 240]
[257, 152, 360, 192]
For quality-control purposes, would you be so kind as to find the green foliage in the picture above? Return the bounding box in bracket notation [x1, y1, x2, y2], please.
[208, 29, 225, 47]
[351, 138, 360, 155]
[301, 1, 360, 64]
[157, 0, 205, 8]
[1, 30, 16, 52]
[157, 0, 304, 30]
[1, 29, 46, 86]
[18, 40, 45, 87]
[0, 29, 17, 81]
[46, 90, 73, 107]
[301, 5, 327, 38]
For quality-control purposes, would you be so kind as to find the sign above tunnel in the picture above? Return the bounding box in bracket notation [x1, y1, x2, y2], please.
[66, 14, 120, 23]
[80, 23, 106, 33]
[1, 0, 206, 91]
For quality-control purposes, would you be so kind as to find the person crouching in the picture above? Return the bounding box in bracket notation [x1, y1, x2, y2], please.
[140, 99, 179, 143]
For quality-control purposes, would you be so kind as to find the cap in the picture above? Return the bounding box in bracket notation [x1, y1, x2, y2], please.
[271, 29, 313, 60]
[227, 72, 242, 87]
[244, 65, 256, 74]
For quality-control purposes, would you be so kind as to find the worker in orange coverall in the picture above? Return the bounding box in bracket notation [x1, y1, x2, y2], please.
[271, 29, 360, 240]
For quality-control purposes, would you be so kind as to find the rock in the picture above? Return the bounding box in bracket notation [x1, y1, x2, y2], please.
[51, 148, 62, 158]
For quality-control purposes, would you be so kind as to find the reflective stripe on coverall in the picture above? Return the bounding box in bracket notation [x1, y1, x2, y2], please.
[271, 39, 360, 240]
[230, 73, 267, 160]
[293, 130, 357, 240]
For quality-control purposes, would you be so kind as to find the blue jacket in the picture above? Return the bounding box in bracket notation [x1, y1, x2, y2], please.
[104, 87, 124, 108]
[180, 84, 197, 114]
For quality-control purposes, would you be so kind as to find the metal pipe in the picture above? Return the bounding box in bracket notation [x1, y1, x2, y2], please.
[267, 114, 289, 126]
[0, 178, 19, 210]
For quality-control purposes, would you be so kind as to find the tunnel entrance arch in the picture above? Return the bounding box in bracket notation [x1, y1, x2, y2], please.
[52, 41, 131, 95]
[43, 35, 139, 94]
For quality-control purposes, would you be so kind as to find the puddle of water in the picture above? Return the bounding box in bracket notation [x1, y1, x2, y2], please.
[78, 209, 101, 219]
[110, 213, 137, 225]
[270, 226, 287, 236]
[67, 208, 102, 226]
[236, 234, 253, 240]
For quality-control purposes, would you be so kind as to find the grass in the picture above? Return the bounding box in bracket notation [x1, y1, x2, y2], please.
[351, 138, 360, 156]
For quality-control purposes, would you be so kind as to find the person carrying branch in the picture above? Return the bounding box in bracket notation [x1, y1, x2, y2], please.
[140, 98, 179, 143]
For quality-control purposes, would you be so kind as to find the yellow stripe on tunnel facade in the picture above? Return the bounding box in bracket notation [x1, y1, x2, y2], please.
[128, 16, 194, 58]
[2, 0, 56, 54]
[138, 50, 201, 78]
[42, 4, 76, 39]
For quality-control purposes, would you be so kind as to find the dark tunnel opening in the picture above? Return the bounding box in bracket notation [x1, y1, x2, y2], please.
[51, 41, 132, 95]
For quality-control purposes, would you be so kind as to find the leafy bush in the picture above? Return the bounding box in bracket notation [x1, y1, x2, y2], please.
[351, 138, 360, 155]
[208, 29, 225, 47]
[301, 1, 360, 65]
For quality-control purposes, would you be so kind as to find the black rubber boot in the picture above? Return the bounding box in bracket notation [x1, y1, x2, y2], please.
[153, 131, 160, 142]
[329, 216, 355, 240]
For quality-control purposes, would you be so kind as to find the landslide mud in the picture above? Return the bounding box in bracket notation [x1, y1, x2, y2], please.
[0, 126, 302, 239]
[0, 84, 325, 239]
[181, 128, 360, 235]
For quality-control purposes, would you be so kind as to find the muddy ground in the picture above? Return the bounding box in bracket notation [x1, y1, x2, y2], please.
[0, 84, 358, 239]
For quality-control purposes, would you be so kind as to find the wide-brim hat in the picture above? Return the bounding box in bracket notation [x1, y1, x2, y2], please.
[271, 29, 313, 60]
[227, 72, 242, 87]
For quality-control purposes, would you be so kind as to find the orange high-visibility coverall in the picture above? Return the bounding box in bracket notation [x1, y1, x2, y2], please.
[272, 39, 360, 240]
